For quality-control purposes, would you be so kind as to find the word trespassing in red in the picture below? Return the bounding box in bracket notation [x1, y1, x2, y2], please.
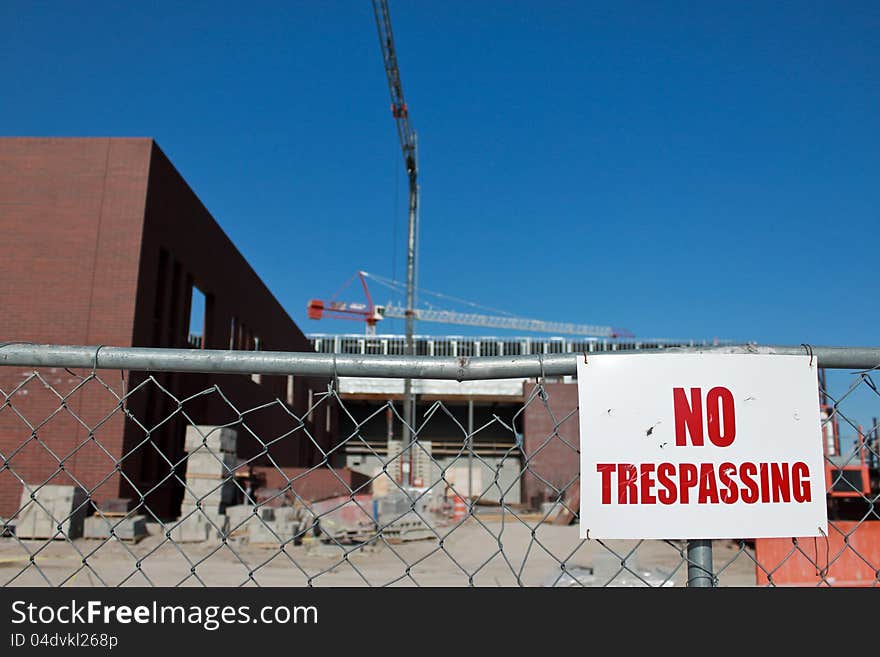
[596, 386, 814, 506]
[596, 461, 812, 505]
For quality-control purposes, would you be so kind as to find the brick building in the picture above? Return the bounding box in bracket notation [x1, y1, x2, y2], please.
[522, 381, 580, 508]
[0, 137, 344, 518]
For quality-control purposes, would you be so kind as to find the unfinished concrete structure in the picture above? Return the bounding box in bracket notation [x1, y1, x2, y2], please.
[311, 334, 720, 507]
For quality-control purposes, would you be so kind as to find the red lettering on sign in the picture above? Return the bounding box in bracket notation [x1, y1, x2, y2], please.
[596, 463, 615, 504]
[596, 461, 812, 504]
[657, 462, 677, 504]
[770, 463, 791, 503]
[674, 388, 704, 446]
[740, 462, 759, 503]
[674, 386, 736, 447]
[759, 462, 770, 502]
[706, 386, 736, 447]
[718, 462, 738, 504]
[792, 462, 811, 502]
[698, 463, 720, 504]
[679, 462, 698, 503]
[618, 464, 637, 504]
[593, 461, 813, 506]
[640, 463, 657, 504]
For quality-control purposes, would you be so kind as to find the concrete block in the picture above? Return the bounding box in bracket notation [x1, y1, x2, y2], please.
[83, 515, 111, 539]
[14, 485, 88, 540]
[246, 518, 299, 545]
[377, 489, 423, 519]
[184, 451, 240, 477]
[94, 498, 135, 514]
[258, 505, 300, 523]
[170, 512, 228, 543]
[180, 498, 226, 516]
[179, 506, 222, 521]
[180, 478, 239, 508]
[182, 476, 233, 497]
[184, 425, 237, 454]
[226, 512, 263, 539]
[170, 517, 211, 543]
[143, 520, 162, 537]
[83, 515, 147, 541]
[224, 504, 257, 532]
[224, 505, 301, 542]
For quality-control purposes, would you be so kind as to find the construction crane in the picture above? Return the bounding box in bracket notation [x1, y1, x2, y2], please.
[307, 271, 635, 338]
[371, 0, 419, 450]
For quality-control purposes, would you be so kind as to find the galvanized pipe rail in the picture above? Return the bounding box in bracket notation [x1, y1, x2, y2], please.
[1, 343, 878, 378]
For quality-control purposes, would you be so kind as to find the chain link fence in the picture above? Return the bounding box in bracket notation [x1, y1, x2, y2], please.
[0, 343, 877, 587]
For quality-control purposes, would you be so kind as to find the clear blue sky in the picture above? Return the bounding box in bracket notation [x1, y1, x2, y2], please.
[2, 2, 877, 352]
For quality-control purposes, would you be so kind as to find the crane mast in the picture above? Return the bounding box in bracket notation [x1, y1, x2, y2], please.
[372, 0, 419, 457]
[371, 0, 417, 181]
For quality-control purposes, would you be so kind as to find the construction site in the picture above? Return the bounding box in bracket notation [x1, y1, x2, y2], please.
[1, 2, 878, 589]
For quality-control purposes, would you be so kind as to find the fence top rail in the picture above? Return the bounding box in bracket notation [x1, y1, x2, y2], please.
[1, 343, 879, 380]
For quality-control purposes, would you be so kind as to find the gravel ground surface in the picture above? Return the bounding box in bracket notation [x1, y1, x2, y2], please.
[0, 519, 758, 587]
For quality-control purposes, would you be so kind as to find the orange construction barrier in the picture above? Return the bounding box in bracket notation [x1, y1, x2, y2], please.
[452, 495, 468, 522]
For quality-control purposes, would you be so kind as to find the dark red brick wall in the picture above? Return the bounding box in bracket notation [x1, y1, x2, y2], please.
[521, 382, 580, 508]
[119, 143, 335, 515]
[0, 138, 152, 518]
[0, 138, 150, 348]
[0, 138, 334, 519]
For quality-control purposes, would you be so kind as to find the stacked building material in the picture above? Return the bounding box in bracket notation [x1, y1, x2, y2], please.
[304, 494, 376, 543]
[13, 485, 88, 539]
[83, 498, 148, 542]
[375, 489, 435, 543]
[224, 504, 302, 546]
[83, 515, 147, 542]
[171, 426, 240, 543]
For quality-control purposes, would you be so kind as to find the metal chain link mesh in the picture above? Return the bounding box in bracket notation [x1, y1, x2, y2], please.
[1, 360, 877, 587]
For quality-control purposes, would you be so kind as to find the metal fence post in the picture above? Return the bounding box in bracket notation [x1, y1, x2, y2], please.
[687, 539, 714, 587]
[467, 398, 474, 510]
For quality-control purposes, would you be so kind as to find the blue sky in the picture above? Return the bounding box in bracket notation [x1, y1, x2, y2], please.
[4, 1, 877, 344]
[2, 3, 878, 377]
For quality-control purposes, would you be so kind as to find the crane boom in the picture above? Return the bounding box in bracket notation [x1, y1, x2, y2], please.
[307, 272, 634, 338]
[376, 304, 631, 338]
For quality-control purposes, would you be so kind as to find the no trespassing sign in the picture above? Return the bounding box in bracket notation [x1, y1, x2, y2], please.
[577, 353, 828, 540]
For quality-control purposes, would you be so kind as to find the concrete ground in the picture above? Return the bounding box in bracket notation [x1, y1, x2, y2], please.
[0, 519, 759, 587]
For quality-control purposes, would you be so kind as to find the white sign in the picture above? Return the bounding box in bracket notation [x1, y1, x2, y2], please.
[578, 354, 828, 540]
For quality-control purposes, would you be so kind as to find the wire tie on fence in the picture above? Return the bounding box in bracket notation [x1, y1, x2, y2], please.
[801, 343, 814, 368]
[64, 368, 84, 381]
[536, 353, 545, 384]
[92, 344, 105, 374]
[120, 369, 127, 410]
[331, 354, 339, 394]
[582, 351, 588, 365]
[817, 526, 830, 579]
